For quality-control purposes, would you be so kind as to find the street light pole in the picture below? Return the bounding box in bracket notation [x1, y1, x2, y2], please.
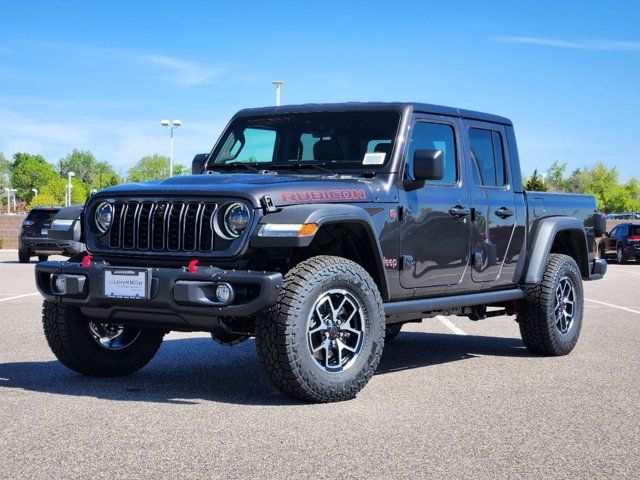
[67, 172, 75, 207]
[161, 119, 182, 177]
[272, 81, 285, 106]
[10, 189, 16, 212]
[3, 188, 10, 214]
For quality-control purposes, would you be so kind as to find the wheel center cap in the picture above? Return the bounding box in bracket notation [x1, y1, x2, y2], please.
[328, 325, 339, 338]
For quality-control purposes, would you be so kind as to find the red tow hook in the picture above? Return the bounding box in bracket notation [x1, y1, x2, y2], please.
[81, 255, 93, 268]
[188, 259, 199, 273]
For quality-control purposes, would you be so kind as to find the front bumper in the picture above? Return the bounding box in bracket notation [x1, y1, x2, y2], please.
[35, 261, 282, 331]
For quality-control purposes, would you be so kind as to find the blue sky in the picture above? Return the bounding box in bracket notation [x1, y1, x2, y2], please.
[0, 0, 639, 179]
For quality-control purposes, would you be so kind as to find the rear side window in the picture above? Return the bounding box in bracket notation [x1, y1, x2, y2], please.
[407, 122, 457, 184]
[26, 210, 58, 222]
[469, 128, 507, 187]
[630, 225, 640, 236]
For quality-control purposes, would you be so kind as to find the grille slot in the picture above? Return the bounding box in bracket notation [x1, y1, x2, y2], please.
[109, 202, 125, 248]
[122, 202, 139, 249]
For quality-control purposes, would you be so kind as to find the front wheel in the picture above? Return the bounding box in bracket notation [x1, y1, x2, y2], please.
[255, 256, 385, 402]
[517, 254, 584, 356]
[18, 251, 30, 263]
[42, 301, 165, 376]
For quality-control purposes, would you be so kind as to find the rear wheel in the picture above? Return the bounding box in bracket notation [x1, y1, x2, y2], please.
[518, 254, 583, 356]
[255, 256, 385, 402]
[616, 246, 627, 264]
[18, 251, 30, 263]
[42, 301, 165, 376]
[38, 255, 49, 262]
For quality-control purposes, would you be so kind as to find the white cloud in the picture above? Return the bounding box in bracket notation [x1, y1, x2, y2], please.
[494, 36, 640, 51]
[139, 55, 222, 85]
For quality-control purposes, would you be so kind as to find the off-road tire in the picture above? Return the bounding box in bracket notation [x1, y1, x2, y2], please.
[18, 251, 30, 263]
[38, 255, 49, 262]
[42, 301, 165, 376]
[385, 323, 403, 343]
[255, 255, 385, 402]
[518, 253, 583, 356]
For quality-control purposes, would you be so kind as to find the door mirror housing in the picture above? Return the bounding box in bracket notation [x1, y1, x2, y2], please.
[191, 153, 208, 175]
[413, 149, 444, 181]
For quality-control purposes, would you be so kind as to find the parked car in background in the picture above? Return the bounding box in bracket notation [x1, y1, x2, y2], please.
[601, 222, 640, 263]
[19, 206, 85, 263]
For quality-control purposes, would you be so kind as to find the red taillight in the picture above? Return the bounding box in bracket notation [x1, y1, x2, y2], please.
[628, 236, 640, 241]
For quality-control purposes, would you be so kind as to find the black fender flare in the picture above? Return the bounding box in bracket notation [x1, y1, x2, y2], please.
[250, 204, 389, 299]
[522, 216, 590, 284]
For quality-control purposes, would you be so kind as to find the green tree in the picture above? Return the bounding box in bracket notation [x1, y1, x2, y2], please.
[525, 169, 548, 191]
[127, 154, 186, 182]
[10, 152, 58, 202]
[58, 149, 98, 184]
[93, 160, 122, 189]
[32, 177, 88, 208]
[0, 152, 10, 189]
[546, 161, 568, 192]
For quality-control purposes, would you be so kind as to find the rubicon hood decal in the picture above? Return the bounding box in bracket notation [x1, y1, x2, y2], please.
[281, 189, 367, 203]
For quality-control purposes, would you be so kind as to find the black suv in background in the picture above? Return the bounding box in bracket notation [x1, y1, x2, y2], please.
[602, 223, 640, 263]
[19, 206, 84, 263]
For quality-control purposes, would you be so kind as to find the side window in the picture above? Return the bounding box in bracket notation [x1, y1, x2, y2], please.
[469, 128, 507, 187]
[407, 122, 457, 184]
[609, 227, 618, 237]
[619, 226, 628, 237]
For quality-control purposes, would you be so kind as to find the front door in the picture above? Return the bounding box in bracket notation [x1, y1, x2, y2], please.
[399, 116, 471, 289]
[462, 121, 518, 284]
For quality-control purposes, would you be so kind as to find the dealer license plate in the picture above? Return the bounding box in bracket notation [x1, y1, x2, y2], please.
[104, 268, 149, 299]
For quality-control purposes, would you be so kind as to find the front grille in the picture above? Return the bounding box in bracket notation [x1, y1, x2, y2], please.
[107, 200, 221, 253]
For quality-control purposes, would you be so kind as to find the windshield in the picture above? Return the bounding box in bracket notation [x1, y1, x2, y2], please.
[207, 112, 400, 173]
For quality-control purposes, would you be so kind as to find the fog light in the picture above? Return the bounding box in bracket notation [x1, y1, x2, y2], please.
[52, 275, 67, 295]
[215, 283, 233, 304]
[50, 274, 86, 296]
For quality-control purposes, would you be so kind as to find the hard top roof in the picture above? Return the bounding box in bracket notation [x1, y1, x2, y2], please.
[234, 102, 512, 126]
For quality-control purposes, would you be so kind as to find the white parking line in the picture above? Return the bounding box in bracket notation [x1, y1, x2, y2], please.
[436, 315, 467, 335]
[585, 298, 640, 315]
[0, 293, 39, 303]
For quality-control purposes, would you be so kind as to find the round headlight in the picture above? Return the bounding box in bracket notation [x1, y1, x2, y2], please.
[95, 202, 113, 234]
[223, 202, 250, 238]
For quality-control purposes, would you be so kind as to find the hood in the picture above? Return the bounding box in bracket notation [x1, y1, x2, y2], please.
[96, 173, 384, 208]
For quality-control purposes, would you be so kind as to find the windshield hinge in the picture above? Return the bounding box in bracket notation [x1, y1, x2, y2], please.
[260, 195, 278, 214]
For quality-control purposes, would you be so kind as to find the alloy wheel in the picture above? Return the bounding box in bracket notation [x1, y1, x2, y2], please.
[306, 289, 365, 372]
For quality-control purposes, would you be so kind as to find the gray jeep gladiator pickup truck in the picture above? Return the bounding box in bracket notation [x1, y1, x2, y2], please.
[35, 102, 607, 402]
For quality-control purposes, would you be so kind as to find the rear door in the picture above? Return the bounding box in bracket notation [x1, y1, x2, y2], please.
[462, 121, 518, 285]
[399, 115, 471, 289]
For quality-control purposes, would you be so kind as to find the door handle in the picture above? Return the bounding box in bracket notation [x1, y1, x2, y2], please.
[449, 206, 471, 218]
[495, 207, 515, 219]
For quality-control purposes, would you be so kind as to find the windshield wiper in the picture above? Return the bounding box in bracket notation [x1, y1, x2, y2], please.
[271, 162, 336, 175]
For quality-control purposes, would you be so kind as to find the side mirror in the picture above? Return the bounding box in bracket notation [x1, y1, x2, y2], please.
[192, 153, 208, 175]
[413, 149, 444, 181]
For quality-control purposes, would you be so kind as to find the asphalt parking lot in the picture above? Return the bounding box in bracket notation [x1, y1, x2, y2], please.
[0, 250, 638, 479]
